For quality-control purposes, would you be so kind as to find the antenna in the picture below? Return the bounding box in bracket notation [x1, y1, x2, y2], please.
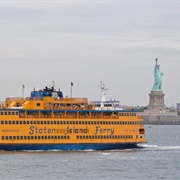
[52, 81, 55, 88]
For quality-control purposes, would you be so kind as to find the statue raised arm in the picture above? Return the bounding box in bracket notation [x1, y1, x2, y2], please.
[152, 58, 164, 91]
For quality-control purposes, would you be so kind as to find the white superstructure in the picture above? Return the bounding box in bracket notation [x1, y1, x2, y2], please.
[93, 81, 123, 110]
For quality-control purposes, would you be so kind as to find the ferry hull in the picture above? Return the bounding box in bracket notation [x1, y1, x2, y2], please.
[0, 143, 140, 151]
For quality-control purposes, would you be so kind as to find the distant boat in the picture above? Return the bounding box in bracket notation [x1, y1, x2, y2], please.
[92, 81, 123, 110]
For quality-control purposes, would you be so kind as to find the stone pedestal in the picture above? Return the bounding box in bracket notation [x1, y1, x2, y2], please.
[144, 91, 166, 115]
[147, 91, 166, 112]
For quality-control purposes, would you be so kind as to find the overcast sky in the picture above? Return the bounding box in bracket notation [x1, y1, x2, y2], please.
[0, 0, 180, 107]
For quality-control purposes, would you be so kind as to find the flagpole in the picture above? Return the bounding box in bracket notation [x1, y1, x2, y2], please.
[22, 84, 25, 99]
[71, 82, 73, 98]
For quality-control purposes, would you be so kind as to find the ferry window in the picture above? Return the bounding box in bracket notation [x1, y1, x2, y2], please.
[0, 112, 3, 115]
[8, 112, 11, 115]
[41, 136, 44, 140]
[34, 121, 36, 124]
[24, 136, 27, 140]
[38, 136, 40, 139]
[103, 121, 105, 125]
[100, 121, 102, 125]
[57, 121, 59, 124]
[88, 121, 90, 124]
[67, 136, 70, 139]
[66, 121, 69, 125]
[64, 121, 66, 124]
[2, 136, 4, 140]
[12, 121, 15, 124]
[54, 136, 57, 139]
[101, 135, 103, 139]
[31, 136, 34, 140]
[36, 103, 41, 107]
[1, 121, 4, 124]
[96, 121, 99, 125]
[94, 121, 96, 125]
[9, 121, 11, 124]
[58, 136, 61, 139]
[76, 121, 78, 125]
[4, 112, 7, 115]
[77, 135, 79, 139]
[106, 121, 109, 125]
[92, 136, 94, 139]
[16, 112, 19, 115]
[47, 121, 50, 124]
[64, 136, 66, 139]
[98, 135, 100, 139]
[51, 121, 53, 124]
[12, 112, 15, 115]
[6, 136, 8, 140]
[5, 121, 8, 124]
[17, 136, 19, 140]
[115, 135, 117, 139]
[86, 136, 88, 139]
[37, 121, 40, 125]
[27, 121, 29, 124]
[28, 136, 30, 140]
[82, 121, 84, 125]
[34, 136, 37, 139]
[54, 121, 56, 124]
[44, 121, 46, 124]
[70, 121, 72, 124]
[45, 136, 47, 139]
[23, 121, 26, 124]
[89, 136, 91, 139]
[59, 121, 62, 124]
[48, 136, 50, 139]
[9, 136, 12, 140]
[30, 121, 33, 124]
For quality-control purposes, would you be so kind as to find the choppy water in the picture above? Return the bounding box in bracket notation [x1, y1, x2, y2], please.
[0, 125, 180, 180]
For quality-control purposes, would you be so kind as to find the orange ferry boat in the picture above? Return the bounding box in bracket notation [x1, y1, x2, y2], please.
[0, 85, 147, 151]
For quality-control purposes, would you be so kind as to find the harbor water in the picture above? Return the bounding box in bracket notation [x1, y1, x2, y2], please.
[0, 125, 180, 180]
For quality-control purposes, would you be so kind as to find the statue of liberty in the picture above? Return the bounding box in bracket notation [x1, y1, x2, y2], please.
[152, 58, 164, 91]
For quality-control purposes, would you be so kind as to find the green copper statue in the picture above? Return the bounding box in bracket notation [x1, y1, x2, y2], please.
[152, 58, 164, 91]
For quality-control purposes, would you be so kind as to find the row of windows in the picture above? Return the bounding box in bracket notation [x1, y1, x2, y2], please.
[76, 135, 133, 139]
[1, 135, 70, 140]
[0, 111, 137, 117]
[0, 120, 141, 125]
[0, 111, 19, 116]
[1, 135, 134, 140]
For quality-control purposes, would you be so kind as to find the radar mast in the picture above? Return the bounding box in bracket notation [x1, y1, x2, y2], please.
[100, 81, 108, 108]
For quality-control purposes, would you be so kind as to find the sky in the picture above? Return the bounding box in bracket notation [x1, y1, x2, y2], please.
[0, 0, 180, 107]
